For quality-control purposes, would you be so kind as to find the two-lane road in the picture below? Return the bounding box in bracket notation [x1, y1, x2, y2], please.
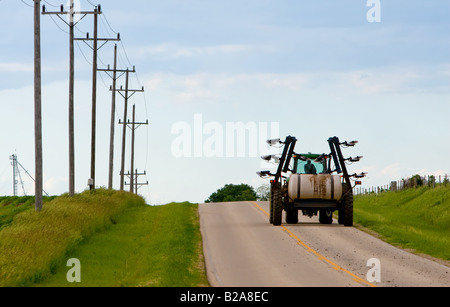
[199, 201, 449, 287]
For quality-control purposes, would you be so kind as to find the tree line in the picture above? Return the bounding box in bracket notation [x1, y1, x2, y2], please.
[205, 183, 269, 203]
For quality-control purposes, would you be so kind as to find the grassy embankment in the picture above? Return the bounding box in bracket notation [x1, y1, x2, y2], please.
[0, 190, 208, 287]
[0, 196, 57, 231]
[354, 185, 450, 261]
[7, 184, 447, 286]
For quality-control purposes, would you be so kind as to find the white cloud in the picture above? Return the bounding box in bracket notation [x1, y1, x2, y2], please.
[380, 163, 402, 178]
[133, 43, 252, 59]
[338, 65, 450, 95]
[176, 89, 217, 104]
[0, 61, 69, 74]
[44, 176, 68, 192]
[142, 64, 450, 105]
[0, 62, 33, 72]
[145, 75, 163, 90]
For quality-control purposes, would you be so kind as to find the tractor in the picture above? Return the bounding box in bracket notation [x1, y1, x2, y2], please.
[257, 136, 366, 226]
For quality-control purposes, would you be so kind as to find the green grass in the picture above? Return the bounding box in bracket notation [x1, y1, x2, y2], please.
[37, 202, 208, 287]
[0, 190, 208, 287]
[0, 196, 56, 230]
[354, 186, 450, 261]
[0, 189, 145, 287]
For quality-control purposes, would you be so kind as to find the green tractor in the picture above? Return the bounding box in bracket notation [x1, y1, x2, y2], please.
[257, 136, 366, 227]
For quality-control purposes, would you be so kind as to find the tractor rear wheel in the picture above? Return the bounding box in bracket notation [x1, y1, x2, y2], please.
[269, 182, 281, 224]
[285, 208, 298, 224]
[319, 209, 333, 224]
[269, 188, 274, 224]
[339, 191, 353, 227]
[272, 186, 283, 226]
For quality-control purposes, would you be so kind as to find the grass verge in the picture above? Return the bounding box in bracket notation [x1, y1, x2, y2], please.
[354, 186, 450, 261]
[0, 196, 57, 230]
[0, 189, 145, 286]
[36, 202, 209, 287]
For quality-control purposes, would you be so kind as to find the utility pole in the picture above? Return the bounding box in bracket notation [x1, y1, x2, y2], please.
[134, 170, 149, 195]
[90, 9, 98, 190]
[120, 70, 130, 191]
[119, 104, 148, 193]
[74, 6, 120, 190]
[68, 0, 75, 197]
[111, 69, 144, 190]
[98, 48, 141, 190]
[108, 45, 118, 190]
[42, 2, 99, 196]
[10, 154, 50, 197]
[34, 0, 43, 211]
[109, 45, 118, 190]
[125, 170, 148, 195]
[130, 104, 136, 193]
[10, 154, 18, 197]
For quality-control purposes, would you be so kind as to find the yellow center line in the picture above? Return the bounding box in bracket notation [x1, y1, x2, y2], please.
[251, 201, 377, 287]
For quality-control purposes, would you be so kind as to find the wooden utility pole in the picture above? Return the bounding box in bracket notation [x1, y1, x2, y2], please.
[98, 48, 142, 191]
[74, 6, 119, 190]
[108, 45, 118, 189]
[120, 70, 130, 191]
[125, 170, 148, 195]
[90, 7, 98, 190]
[134, 170, 148, 194]
[111, 69, 144, 190]
[130, 104, 136, 193]
[68, 0, 74, 197]
[34, 0, 43, 211]
[42, 2, 101, 196]
[119, 104, 148, 193]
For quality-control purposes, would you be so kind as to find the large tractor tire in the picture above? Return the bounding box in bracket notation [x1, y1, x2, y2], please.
[269, 190, 273, 224]
[272, 186, 283, 226]
[338, 191, 353, 227]
[269, 182, 280, 224]
[285, 208, 298, 224]
[319, 209, 333, 224]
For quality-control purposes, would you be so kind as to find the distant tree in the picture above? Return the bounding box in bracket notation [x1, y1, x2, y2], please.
[411, 174, 423, 187]
[443, 174, 449, 186]
[256, 184, 270, 201]
[428, 175, 436, 187]
[205, 184, 257, 203]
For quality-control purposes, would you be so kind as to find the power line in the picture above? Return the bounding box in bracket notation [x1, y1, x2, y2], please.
[75, 39, 91, 65]
[97, 46, 138, 190]
[85, 0, 96, 7]
[35, 1, 150, 199]
[120, 104, 148, 194]
[72, 5, 120, 190]
[48, 14, 69, 34]
[43, 0, 59, 8]
[112, 69, 145, 191]
[21, 0, 33, 8]
[42, 1, 101, 197]
[101, 12, 118, 35]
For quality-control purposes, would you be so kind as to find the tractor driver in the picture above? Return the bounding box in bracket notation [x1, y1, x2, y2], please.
[304, 160, 317, 174]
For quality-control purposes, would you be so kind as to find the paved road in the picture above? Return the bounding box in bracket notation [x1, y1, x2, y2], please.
[199, 201, 450, 287]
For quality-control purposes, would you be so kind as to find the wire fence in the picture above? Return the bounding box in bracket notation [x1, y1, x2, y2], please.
[354, 174, 449, 196]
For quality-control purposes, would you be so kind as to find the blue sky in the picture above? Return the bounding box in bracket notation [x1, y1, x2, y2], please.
[0, 0, 449, 204]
